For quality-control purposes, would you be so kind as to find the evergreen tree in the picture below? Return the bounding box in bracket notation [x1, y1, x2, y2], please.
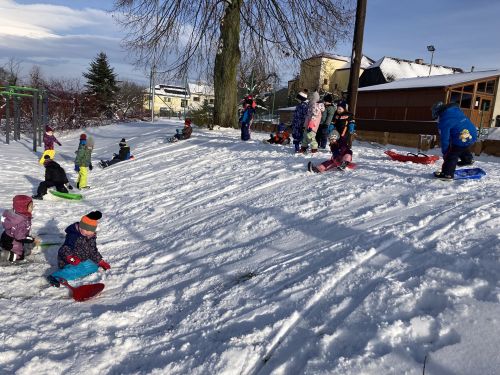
[83, 52, 119, 116]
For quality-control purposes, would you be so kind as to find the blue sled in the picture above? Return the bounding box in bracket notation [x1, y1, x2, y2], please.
[51, 260, 99, 281]
[454, 168, 486, 180]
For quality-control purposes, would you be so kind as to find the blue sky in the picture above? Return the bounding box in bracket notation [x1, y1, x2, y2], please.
[1, 0, 499, 86]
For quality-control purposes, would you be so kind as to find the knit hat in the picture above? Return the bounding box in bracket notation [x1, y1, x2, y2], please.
[45, 125, 53, 132]
[296, 92, 307, 102]
[336, 100, 348, 110]
[79, 211, 102, 232]
[184, 118, 192, 126]
[431, 101, 446, 120]
[119, 138, 127, 147]
[80, 133, 87, 140]
[13, 195, 33, 217]
[323, 93, 333, 104]
[329, 130, 341, 142]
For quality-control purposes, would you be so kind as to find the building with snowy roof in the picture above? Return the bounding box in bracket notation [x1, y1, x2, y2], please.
[359, 56, 463, 87]
[287, 52, 374, 102]
[356, 70, 500, 135]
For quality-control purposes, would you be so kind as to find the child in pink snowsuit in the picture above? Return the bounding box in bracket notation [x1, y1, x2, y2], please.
[308, 130, 353, 173]
[300, 91, 325, 153]
[0, 195, 37, 262]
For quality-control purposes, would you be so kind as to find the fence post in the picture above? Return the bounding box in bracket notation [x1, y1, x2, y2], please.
[38, 93, 43, 147]
[5, 96, 10, 144]
[32, 94, 38, 152]
[14, 96, 20, 141]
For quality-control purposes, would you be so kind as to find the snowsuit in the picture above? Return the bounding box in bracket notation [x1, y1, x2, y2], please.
[333, 110, 355, 147]
[75, 143, 92, 188]
[1, 196, 34, 260]
[37, 160, 69, 196]
[301, 93, 325, 152]
[240, 105, 255, 141]
[291, 101, 309, 152]
[267, 123, 290, 144]
[56, 223, 103, 269]
[43, 132, 61, 151]
[168, 125, 193, 143]
[437, 105, 478, 176]
[316, 103, 336, 149]
[314, 137, 353, 173]
[100, 144, 132, 168]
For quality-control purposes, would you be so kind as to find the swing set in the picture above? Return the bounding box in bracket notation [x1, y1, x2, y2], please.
[0, 85, 49, 151]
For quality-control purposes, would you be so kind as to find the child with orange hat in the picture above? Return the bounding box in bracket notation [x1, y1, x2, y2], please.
[48, 211, 110, 287]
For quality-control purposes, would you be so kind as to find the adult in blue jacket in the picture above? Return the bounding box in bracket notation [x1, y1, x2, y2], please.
[431, 102, 477, 180]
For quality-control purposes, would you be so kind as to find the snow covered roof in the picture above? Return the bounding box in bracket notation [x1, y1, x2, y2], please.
[359, 70, 500, 92]
[188, 83, 214, 96]
[154, 84, 189, 98]
[365, 56, 462, 81]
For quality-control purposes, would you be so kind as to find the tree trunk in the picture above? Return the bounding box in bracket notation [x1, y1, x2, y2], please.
[213, 0, 242, 128]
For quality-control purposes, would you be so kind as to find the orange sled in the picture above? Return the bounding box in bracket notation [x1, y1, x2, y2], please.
[385, 150, 439, 164]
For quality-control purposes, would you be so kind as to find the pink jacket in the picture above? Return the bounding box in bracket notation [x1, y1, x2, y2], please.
[1, 209, 32, 256]
[303, 92, 325, 133]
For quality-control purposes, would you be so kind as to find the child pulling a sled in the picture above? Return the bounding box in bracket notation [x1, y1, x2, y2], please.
[1, 195, 38, 262]
[308, 130, 353, 173]
[48, 211, 110, 287]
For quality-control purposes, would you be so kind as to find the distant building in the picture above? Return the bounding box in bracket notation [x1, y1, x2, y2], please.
[145, 82, 215, 116]
[287, 52, 374, 101]
[356, 70, 500, 134]
[359, 56, 463, 87]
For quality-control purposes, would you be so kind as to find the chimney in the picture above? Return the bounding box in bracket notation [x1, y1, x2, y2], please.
[415, 58, 424, 64]
[471, 66, 475, 72]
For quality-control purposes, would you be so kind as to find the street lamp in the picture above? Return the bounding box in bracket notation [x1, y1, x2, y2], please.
[427, 45, 435, 76]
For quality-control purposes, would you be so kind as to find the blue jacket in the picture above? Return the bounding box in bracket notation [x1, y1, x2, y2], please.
[57, 223, 103, 268]
[240, 107, 254, 125]
[291, 101, 309, 140]
[438, 106, 477, 154]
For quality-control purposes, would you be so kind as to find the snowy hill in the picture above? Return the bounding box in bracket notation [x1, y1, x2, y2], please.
[0, 120, 499, 375]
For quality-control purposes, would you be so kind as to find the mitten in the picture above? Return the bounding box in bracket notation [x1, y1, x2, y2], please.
[89, 163, 93, 171]
[66, 255, 81, 265]
[74, 164, 80, 172]
[98, 259, 110, 270]
[57, 141, 62, 146]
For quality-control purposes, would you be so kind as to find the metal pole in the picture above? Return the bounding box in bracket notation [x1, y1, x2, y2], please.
[14, 96, 20, 140]
[38, 94, 43, 146]
[428, 51, 434, 76]
[151, 68, 155, 122]
[184, 75, 187, 119]
[5, 96, 10, 144]
[32, 93, 38, 152]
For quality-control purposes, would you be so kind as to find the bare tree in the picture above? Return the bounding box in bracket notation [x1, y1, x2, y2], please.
[115, 80, 147, 118]
[113, 0, 354, 128]
[1, 58, 22, 86]
[29, 65, 46, 89]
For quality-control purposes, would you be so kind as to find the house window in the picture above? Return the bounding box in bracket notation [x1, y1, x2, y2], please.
[209, 99, 214, 104]
[481, 99, 491, 111]
[463, 84, 474, 93]
[167, 98, 171, 102]
[486, 80, 495, 94]
[323, 79, 328, 85]
[181, 99, 188, 108]
[334, 84, 338, 90]
[450, 91, 461, 104]
[193, 96, 200, 102]
[460, 93, 472, 109]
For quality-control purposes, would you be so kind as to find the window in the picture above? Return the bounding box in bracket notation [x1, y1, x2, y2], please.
[474, 97, 480, 109]
[323, 79, 328, 85]
[486, 80, 495, 94]
[193, 96, 200, 102]
[167, 98, 171, 102]
[450, 91, 461, 104]
[460, 93, 472, 109]
[209, 99, 214, 104]
[180, 99, 188, 108]
[463, 84, 474, 93]
[481, 99, 491, 111]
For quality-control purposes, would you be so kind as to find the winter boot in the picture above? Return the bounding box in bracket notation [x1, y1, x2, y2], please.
[433, 171, 453, 181]
[337, 161, 350, 170]
[298, 146, 307, 154]
[32, 194, 43, 200]
[307, 162, 319, 173]
[311, 149, 318, 154]
[457, 159, 474, 167]
[47, 275, 61, 288]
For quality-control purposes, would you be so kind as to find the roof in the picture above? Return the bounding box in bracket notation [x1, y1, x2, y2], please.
[305, 52, 374, 69]
[358, 70, 500, 92]
[188, 82, 214, 96]
[364, 56, 462, 82]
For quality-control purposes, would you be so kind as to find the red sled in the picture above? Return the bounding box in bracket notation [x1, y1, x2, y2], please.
[385, 150, 439, 164]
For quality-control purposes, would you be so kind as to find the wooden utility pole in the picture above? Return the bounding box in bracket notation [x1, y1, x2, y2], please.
[347, 0, 367, 116]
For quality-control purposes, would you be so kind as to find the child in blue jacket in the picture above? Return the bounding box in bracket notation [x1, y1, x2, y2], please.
[431, 102, 477, 180]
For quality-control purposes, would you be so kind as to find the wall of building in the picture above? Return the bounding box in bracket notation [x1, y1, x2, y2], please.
[492, 80, 500, 127]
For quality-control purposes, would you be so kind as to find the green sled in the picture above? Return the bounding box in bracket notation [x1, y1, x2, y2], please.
[49, 190, 83, 200]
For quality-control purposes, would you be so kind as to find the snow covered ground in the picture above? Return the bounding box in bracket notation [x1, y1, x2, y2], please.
[0, 120, 499, 375]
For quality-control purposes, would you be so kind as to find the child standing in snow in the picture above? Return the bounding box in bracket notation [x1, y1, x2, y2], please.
[239, 95, 256, 141]
[308, 130, 353, 173]
[167, 118, 193, 143]
[99, 138, 132, 168]
[47, 211, 110, 287]
[291, 91, 309, 152]
[316, 93, 337, 149]
[39, 126, 62, 164]
[332, 100, 355, 146]
[300, 91, 325, 153]
[1, 195, 38, 262]
[74, 134, 93, 189]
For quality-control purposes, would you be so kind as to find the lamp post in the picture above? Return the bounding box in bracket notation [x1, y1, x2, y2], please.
[427, 45, 435, 76]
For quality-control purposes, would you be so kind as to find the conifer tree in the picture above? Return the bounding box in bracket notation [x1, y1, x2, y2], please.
[83, 52, 119, 116]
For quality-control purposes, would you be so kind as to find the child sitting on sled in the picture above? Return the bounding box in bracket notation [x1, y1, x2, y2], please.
[167, 118, 193, 143]
[308, 130, 353, 173]
[99, 138, 132, 168]
[266, 123, 291, 145]
[47, 211, 110, 287]
[32, 155, 72, 200]
[1, 195, 39, 262]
